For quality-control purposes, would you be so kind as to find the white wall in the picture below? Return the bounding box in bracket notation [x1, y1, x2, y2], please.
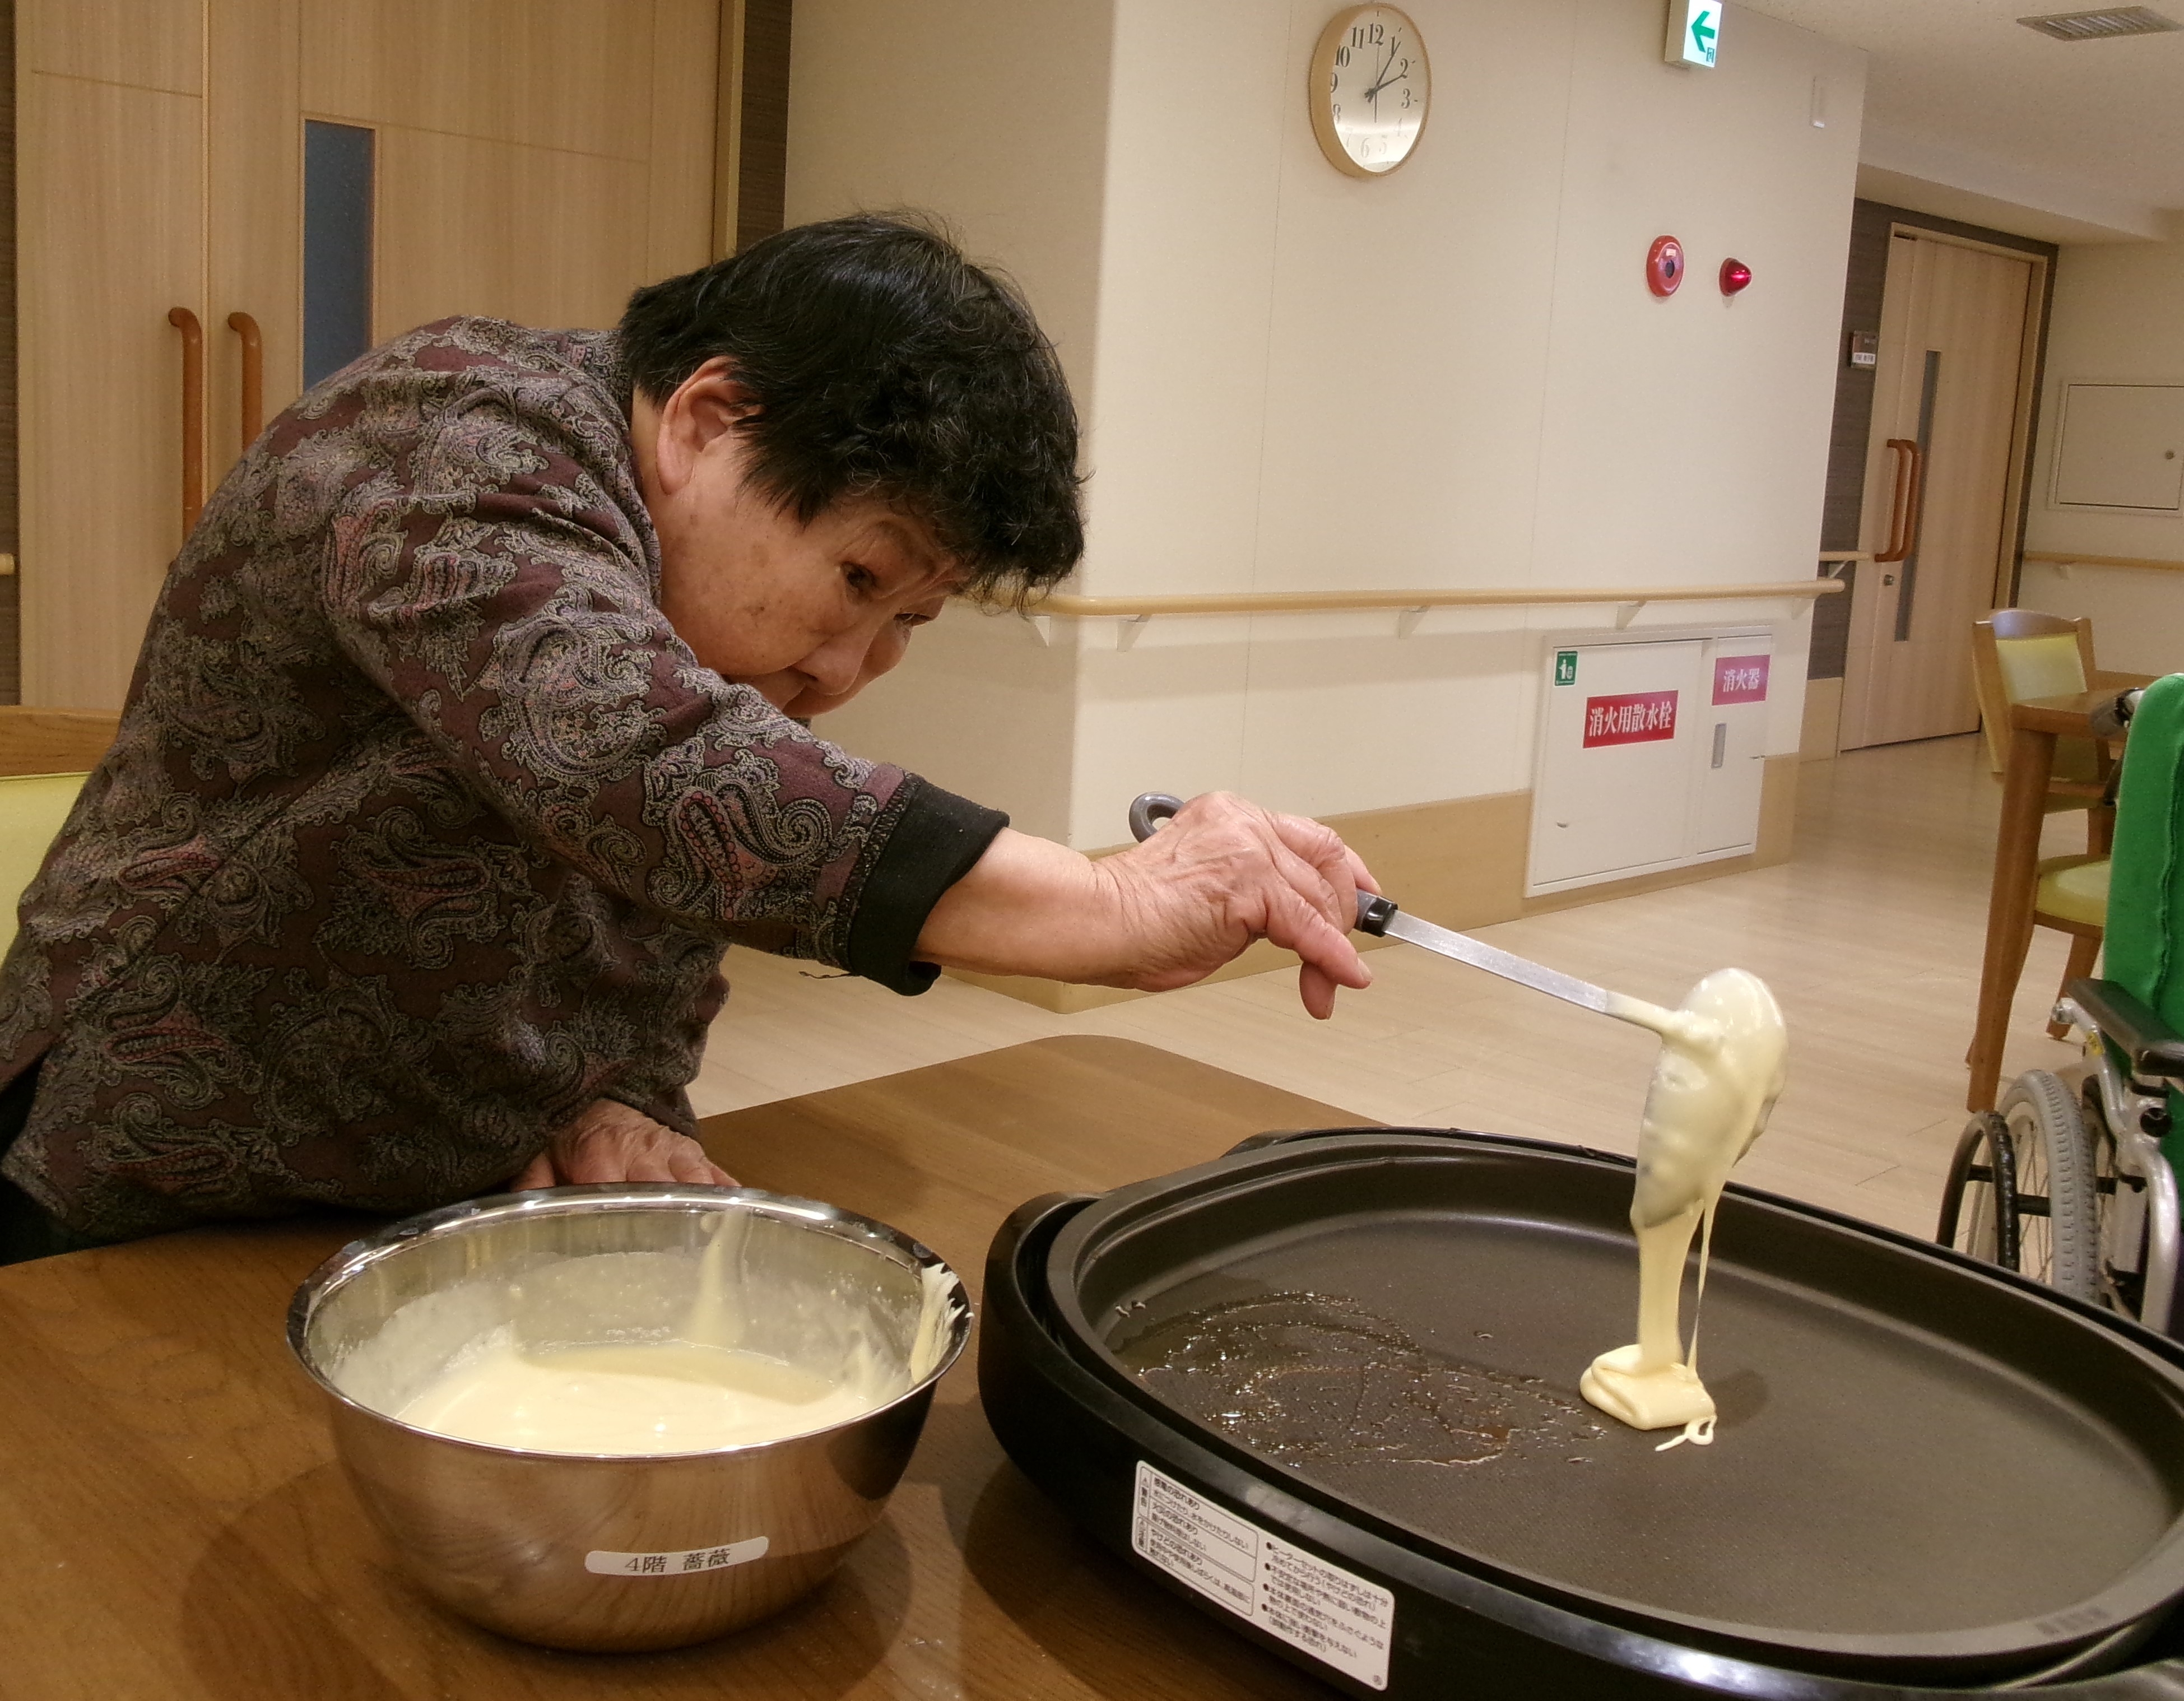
[793, 0, 1865, 848]
[2019, 236, 2184, 678]
[784, 1, 1116, 840]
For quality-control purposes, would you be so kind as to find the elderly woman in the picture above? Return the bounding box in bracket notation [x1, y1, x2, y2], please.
[0, 215, 1373, 1262]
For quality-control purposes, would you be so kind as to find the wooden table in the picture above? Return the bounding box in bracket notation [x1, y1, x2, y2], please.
[1967, 678, 2152, 1112]
[0, 1037, 1376, 1700]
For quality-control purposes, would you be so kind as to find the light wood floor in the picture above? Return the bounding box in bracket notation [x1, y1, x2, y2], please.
[691, 734, 2093, 1239]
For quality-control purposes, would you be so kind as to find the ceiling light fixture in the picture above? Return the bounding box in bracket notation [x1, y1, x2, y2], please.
[2018, 7, 2182, 39]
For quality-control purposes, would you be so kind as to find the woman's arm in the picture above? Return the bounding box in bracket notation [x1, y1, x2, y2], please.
[914, 792, 1378, 1019]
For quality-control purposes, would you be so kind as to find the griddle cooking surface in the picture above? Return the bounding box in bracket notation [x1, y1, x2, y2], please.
[1050, 1135, 2184, 1662]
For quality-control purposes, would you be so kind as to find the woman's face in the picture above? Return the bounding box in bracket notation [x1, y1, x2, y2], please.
[634, 362, 961, 719]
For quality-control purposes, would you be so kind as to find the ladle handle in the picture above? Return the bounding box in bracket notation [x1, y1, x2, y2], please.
[1127, 792, 1184, 842]
[1128, 791, 1383, 932]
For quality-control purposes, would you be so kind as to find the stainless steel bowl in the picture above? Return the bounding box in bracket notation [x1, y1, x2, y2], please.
[287, 1184, 971, 1652]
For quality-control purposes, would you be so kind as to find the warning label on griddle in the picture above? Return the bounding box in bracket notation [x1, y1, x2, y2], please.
[1131, 1461, 1393, 1690]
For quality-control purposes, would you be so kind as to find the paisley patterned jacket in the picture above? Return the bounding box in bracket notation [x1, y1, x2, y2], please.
[0, 319, 1004, 1241]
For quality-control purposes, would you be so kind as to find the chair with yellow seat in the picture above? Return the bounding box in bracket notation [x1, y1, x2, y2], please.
[0, 707, 117, 959]
[1966, 612, 2112, 1069]
[1971, 610, 2113, 852]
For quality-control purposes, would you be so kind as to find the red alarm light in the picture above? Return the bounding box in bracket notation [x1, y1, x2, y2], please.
[1720, 258, 1753, 295]
[1646, 236, 1685, 297]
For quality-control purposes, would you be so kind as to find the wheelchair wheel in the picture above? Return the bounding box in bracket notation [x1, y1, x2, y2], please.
[2004, 1072, 2102, 1300]
[1940, 1074, 2102, 1302]
[2080, 1082, 2149, 1320]
[1943, 1112, 2017, 1268]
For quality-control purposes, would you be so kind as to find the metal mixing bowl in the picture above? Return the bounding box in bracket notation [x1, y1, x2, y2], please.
[288, 1184, 972, 1652]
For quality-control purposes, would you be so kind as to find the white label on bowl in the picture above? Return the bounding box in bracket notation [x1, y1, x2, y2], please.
[1131, 1462, 1392, 1690]
[584, 1536, 769, 1577]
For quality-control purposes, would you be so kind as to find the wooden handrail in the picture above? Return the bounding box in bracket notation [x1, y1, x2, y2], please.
[1024, 580, 1843, 619]
[168, 306, 205, 536]
[227, 311, 263, 451]
[2023, 550, 2184, 574]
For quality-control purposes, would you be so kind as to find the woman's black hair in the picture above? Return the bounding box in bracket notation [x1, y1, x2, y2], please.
[619, 212, 1084, 599]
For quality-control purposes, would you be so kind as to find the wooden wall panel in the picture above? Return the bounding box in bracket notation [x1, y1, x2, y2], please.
[301, 0, 654, 160]
[649, 0, 723, 281]
[373, 129, 653, 337]
[22, 0, 201, 92]
[19, 75, 203, 709]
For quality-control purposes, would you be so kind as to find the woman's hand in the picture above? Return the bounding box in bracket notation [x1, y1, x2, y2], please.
[914, 793, 1378, 1019]
[510, 1098, 737, 1189]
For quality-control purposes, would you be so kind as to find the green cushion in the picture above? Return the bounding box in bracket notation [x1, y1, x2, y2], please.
[2102, 675, 2184, 1166]
[0, 773, 90, 959]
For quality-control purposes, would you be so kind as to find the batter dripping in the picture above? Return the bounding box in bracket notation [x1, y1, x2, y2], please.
[1581, 969, 1786, 1450]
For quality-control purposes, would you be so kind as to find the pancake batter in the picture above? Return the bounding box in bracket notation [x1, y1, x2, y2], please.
[1582, 969, 1787, 1449]
[393, 1210, 907, 1456]
[397, 1337, 875, 1454]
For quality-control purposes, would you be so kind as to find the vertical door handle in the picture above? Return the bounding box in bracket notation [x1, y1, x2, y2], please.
[1898, 436, 1926, 563]
[168, 306, 206, 536]
[1875, 437, 1923, 564]
[226, 312, 263, 452]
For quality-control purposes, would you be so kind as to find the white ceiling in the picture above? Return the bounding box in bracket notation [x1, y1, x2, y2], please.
[1736, 0, 2184, 239]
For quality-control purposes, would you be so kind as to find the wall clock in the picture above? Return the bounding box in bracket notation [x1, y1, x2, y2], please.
[1309, 6, 1432, 178]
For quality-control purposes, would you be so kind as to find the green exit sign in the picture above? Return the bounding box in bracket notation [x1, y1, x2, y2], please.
[1666, 0, 1720, 67]
[1555, 650, 1578, 686]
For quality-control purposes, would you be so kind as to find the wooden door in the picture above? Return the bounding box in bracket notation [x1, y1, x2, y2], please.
[18, 1, 207, 710]
[209, 0, 304, 489]
[1838, 233, 2036, 751]
[17, 0, 723, 712]
[301, 0, 719, 347]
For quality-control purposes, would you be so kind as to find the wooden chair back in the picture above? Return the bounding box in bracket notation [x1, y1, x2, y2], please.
[0, 707, 119, 778]
[1972, 612, 2099, 777]
[0, 709, 114, 956]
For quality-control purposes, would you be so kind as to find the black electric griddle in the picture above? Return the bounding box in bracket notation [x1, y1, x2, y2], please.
[977, 1128, 2184, 1698]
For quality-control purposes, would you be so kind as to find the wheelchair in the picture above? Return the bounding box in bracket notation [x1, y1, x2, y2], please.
[1938, 674, 2184, 1336]
[1939, 978, 2183, 1337]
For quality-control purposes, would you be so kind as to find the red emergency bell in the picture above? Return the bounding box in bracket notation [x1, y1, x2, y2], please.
[1646, 236, 1685, 297]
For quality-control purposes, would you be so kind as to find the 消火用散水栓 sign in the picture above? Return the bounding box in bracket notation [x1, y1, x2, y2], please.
[1582, 691, 1679, 748]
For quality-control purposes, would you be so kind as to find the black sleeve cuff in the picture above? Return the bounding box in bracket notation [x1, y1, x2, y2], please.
[845, 775, 1008, 996]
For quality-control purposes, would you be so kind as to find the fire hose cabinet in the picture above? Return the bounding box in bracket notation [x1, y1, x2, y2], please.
[1527, 627, 1773, 895]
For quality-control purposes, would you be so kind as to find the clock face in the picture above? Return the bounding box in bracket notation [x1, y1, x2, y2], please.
[1311, 6, 1431, 178]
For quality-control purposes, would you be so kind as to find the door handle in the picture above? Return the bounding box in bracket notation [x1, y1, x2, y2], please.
[168, 306, 205, 537]
[226, 312, 263, 453]
[1875, 436, 1924, 564]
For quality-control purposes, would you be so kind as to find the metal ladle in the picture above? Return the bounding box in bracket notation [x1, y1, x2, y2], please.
[1128, 791, 1654, 1028]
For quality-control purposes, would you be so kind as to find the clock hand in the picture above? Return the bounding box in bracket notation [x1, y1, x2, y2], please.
[1362, 45, 1407, 102]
